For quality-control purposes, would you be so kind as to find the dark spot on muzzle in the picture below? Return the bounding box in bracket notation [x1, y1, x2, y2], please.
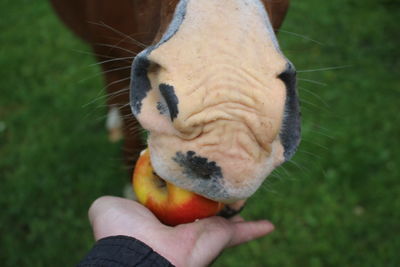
[278, 62, 301, 161]
[156, 101, 168, 115]
[173, 151, 223, 180]
[159, 83, 179, 121]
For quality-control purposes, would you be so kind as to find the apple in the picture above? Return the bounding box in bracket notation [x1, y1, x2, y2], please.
[132, 149, 224, 226]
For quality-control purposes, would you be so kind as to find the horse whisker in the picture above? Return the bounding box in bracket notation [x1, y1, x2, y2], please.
[71, 49, 117, 59]
[299, 86, 330, 108]
[80, 66, 132, 83]
[89, 21, 147, 48]
[298, 65, 352, 73]
[298, 78, 327, 86]
[278, 29, 324, 45]
[82, 77, 131, 108]
[94, 43, 138, 55]
[90, 56, 135, 67]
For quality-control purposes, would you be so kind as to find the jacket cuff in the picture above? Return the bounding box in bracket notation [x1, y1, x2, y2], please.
[77, 235, 174, 267]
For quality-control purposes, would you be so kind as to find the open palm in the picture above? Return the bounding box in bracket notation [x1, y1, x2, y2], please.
[89, 196, 274, 267]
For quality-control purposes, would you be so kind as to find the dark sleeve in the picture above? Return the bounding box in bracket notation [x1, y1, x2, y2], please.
[77, 235, 175, 267]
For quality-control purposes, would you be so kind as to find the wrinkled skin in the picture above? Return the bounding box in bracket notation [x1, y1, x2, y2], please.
[50, 0, 298, 204]
[131, 0, 300, 202]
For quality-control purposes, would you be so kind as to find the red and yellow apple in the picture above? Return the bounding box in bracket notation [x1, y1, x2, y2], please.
[132, 149, 224, 226]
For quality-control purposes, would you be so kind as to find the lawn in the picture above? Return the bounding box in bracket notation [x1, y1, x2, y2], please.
[1, 0, 399, 266]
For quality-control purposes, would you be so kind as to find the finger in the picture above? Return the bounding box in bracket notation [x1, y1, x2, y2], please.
[88, 196, 157, 226]
[185, 217, 236, 265]
[186, 217, 273, 266]
[229, 215, 245, 222]
[88, 196, 165, 241]
[88, 196, 124, 225]
[227, 220, 275, 247]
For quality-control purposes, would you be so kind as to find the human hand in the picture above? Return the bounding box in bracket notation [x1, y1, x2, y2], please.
[88, 196, 274, 267]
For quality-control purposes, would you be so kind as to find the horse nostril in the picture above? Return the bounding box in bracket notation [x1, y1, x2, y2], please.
[130, 56, 152, 115]
[278, 62, 301, 161]
[130, 54, 162, 116]
[159, 83, 179, 121]
[173, 151, 223, 180]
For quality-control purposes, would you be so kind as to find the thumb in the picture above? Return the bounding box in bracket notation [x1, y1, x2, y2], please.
[227, 220, 275, 247]
[185, 217, 274, 266]
[193, 217, 274, 249]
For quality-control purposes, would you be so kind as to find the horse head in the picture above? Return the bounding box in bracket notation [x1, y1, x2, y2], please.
[130, 0, 300, 202]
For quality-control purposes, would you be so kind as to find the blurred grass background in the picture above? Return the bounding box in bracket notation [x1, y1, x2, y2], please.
[1, 0, 399, 266]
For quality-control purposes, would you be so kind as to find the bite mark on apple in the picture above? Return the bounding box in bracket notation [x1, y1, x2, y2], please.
[173, 151, 223, 180]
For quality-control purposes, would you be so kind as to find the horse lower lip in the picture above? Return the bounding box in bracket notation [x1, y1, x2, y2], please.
[152, 172, 167, 188]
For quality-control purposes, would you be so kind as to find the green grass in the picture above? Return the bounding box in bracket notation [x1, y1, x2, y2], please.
[1, 0, 399, 266]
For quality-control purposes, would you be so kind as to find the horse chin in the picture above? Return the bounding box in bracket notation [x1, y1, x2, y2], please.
[146, 132, 285, 202]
